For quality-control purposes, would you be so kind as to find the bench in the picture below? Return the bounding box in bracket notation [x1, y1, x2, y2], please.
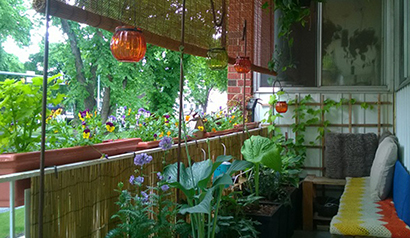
[329, 161, 410, 238]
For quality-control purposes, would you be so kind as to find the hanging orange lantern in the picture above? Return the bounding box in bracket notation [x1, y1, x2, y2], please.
[234, 56, 251, 74]
[110, 26, 147, 62]
[275, 101, 288, 113]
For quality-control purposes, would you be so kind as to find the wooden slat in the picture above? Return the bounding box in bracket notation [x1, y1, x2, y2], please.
[274, 123, 393, 128]
[321, 95, 325, 176]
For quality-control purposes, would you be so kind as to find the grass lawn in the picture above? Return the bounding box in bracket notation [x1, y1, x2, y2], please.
[0, 207, 25, 238]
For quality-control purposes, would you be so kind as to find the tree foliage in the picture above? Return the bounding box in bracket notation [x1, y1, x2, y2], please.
[185, 56, 227, 112]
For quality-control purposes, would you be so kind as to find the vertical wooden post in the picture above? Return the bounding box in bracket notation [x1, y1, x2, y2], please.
[295, 94, 299, 138]
[303, 176, 315, 231]
[321, 95, 325, 177]
[348, 94, 352, 133]
[378, 94, 381, 137]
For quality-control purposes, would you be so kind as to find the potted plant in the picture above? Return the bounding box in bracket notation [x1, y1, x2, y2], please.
[163, 153, 253, 238]
[240, 135, 286, 237]
[0, 76, 141, 206]
[203, 106, 243, 137]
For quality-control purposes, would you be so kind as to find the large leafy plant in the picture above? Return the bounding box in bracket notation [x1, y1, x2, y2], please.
[241, 135, 282, 197]
[0, 75, 64, 153]
[163, 155, 252, 238]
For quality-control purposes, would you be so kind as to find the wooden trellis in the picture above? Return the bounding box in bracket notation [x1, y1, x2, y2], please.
[268, 93, 393, 176]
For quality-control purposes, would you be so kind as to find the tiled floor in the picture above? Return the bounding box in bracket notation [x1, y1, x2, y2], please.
[292, 230, 332, 238]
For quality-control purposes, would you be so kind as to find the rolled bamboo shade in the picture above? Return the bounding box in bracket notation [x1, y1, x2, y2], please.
[32, 0, 277, 76]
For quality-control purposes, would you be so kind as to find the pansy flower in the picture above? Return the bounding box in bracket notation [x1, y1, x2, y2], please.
[83, 128, 91, 139]
[198, 126, 204, 131]
[55, 108, 62, 116]
[106, 122, 115, 132]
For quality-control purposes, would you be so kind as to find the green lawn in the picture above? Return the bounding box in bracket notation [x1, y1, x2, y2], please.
[0, 207, 25, 238]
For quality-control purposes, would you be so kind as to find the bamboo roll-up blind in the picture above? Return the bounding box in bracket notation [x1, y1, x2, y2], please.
[30, 128, 267, 238]
[32, 0, 277, 76]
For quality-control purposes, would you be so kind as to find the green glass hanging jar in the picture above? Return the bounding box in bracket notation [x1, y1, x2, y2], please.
[207, 47, 228, 70]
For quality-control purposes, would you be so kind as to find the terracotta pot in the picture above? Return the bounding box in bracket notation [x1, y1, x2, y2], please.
[204, 128, 238, 138]
[0, 138, 142, 207]
[234, 122, 260, 130]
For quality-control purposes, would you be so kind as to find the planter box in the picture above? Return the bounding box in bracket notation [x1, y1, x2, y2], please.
[0, 138, 142, 207]
[246, 202, 287, 238]
[204, 128, 237, 138]
[234, 122, 260, 131]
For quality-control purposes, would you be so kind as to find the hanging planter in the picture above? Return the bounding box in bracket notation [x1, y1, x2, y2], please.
[110, 26, 147, 62]
[272, 80, 288, 114]
[234, 56, 251, 74]
[275, 101, 288, 113]
[207, 48, 229, 70]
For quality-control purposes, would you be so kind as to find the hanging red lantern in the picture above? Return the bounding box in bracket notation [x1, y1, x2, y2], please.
[110, 26, 147, 62]
[275, 101, 288, 113]
[234, 56, 251, 73]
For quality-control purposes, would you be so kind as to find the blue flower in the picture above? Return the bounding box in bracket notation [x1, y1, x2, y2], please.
[157, 172, 163, 181]
[159, 136, 173, 150]
[135, 176, 144, 184]
[140, 191, 149, 203]
[129, 175, 135, 184]
[161, 185, 169, 191]
[134, 153, 153, 167]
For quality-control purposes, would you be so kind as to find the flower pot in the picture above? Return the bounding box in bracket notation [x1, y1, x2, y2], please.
[204, 128, 237, 138]
[245, 202, 287, 238]
[0, 138, 142, 207]
[233, 122, 260, 130]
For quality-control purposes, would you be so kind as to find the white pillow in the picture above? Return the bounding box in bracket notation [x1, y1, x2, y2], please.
[370, 136, 398, 201]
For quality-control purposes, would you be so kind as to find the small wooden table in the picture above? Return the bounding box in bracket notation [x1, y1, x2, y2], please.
[302, 175, 346, 231]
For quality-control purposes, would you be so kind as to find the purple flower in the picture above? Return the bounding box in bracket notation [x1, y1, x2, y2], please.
[122, 115, 126, 119]
[157, 172, 163, 181]
[163, 114, 170, 119]
[106, 121, 114, 127]
[135, 176, 144, 184]
[82, 121, 86, 126]
[159, 136, 173, 150]
[165, 120, 169, 123]
[80, 109, 89, 118]
[134, 153, 153, 167]
[138, 108, 150, 115]
[83, 128, 91, 133]
[129, 175, 135, 184]
[161, 185, 169, 191]
[153, 133, 158, 138]
[140, 191, 149, 203]
[124, 106, 127, 110]
[108, 115, 117, 121]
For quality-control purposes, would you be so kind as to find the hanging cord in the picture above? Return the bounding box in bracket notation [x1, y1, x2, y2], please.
[38, 0, 51, 237]
[209, 0, 225, 27]
[242, 20, 247, 142]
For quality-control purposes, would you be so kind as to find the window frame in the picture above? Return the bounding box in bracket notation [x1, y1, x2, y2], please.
[255, 1, 393, 94]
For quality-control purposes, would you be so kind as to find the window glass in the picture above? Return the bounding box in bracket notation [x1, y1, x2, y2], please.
[322, 0, 383, 86]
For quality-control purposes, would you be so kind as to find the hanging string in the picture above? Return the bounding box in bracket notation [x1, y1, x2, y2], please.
[209, 0, 225, 27]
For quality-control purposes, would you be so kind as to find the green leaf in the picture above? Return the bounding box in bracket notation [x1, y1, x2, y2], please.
[179, 188, 213, 215]
[241, 135, 282, 171]
[226, 160, 253, 175]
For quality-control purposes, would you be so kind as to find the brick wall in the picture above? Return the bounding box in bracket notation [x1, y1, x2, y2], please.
[226, 0, 274, 103]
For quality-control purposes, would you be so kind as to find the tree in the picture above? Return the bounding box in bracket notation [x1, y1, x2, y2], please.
[28, 18, 182, 121]
[185, 56, 227, 112]
[0, 0, 32, 78]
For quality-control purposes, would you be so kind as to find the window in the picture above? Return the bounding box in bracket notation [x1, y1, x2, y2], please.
[322, 0, 382, 86]
[258, 0, 385, 89]
[399, 0, 410, 90]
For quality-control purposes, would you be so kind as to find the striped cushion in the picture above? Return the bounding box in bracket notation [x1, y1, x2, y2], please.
[330, 177, 410, 237]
